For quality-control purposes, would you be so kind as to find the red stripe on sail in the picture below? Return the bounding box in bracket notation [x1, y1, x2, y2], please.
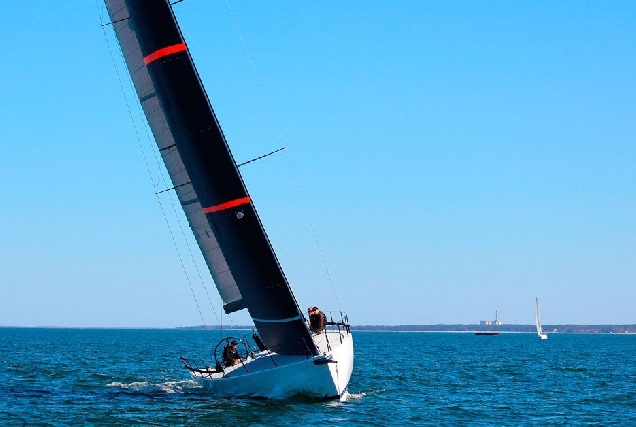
[144, 43, 187, 65]
[203, 197, 251, 213]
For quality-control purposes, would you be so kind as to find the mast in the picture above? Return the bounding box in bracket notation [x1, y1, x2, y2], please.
[105, 0, 317, 356]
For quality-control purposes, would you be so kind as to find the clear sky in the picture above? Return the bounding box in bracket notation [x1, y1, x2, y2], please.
[1, 1, 634, 327]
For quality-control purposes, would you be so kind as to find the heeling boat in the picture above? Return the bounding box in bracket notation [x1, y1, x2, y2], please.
[535, 297, 548, 340]
[104, 0, 353, 399]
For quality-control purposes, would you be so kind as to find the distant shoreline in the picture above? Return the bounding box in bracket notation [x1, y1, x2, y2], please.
[2, 324, 635, 333]
[350, 324, 636, 334]
[176, 324, 636, 334]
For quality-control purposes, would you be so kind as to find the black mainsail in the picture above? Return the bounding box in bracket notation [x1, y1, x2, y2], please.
[105, 0, 317, 356]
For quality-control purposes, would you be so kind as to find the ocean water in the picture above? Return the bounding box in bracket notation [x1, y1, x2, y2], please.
[1, 329, 635, 425]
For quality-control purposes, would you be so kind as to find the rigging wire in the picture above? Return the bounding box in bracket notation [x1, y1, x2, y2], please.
[224, 0, 343, 312]
[98, 0, 221, 327]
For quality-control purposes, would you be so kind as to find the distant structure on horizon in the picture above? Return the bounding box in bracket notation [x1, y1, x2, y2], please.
[480, 310, 503, 326]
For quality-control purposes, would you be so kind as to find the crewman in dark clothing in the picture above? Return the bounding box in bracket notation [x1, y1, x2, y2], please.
[308, 307, 327, 334]
[222, 340, 242, 367]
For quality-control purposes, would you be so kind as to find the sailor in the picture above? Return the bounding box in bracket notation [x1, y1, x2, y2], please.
[308, 307, 327, 334]
[222, 340, 242, 367]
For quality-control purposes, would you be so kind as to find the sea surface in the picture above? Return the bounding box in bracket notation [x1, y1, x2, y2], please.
[1, 328, 635, 425]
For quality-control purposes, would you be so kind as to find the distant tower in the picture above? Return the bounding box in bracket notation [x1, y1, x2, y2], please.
[479, 310, 503, 326]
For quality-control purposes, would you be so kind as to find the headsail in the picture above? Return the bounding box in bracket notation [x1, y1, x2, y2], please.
[105, 0, 317, 356]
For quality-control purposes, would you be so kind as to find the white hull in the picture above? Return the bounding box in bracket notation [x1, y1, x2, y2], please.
[188, 330, 354, 400]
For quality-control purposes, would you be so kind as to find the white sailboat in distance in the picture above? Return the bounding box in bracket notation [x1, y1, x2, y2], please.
[535, 297, 548, 340]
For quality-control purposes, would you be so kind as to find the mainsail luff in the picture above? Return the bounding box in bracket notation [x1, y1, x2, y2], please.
[105, 0, 317, 356]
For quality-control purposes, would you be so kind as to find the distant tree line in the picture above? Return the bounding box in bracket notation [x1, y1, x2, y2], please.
[350, 324, 636, 333]
[179, 324, 636, 333]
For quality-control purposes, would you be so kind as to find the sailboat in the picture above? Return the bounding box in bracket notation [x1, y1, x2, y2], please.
[535, 297, 548, 340]
[104, 0, 354, 399]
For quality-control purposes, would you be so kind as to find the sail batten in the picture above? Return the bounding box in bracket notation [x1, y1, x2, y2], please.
[105, 0, 317, 355]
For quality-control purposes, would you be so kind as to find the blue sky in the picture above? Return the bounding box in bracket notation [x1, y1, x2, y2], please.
[1, 1, 634, 327]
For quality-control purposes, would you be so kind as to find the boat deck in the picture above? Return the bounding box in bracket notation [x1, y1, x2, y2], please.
[312, 329, 348, 354]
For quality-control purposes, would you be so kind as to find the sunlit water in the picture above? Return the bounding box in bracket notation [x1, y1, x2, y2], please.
[1, 329, 635, 424]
